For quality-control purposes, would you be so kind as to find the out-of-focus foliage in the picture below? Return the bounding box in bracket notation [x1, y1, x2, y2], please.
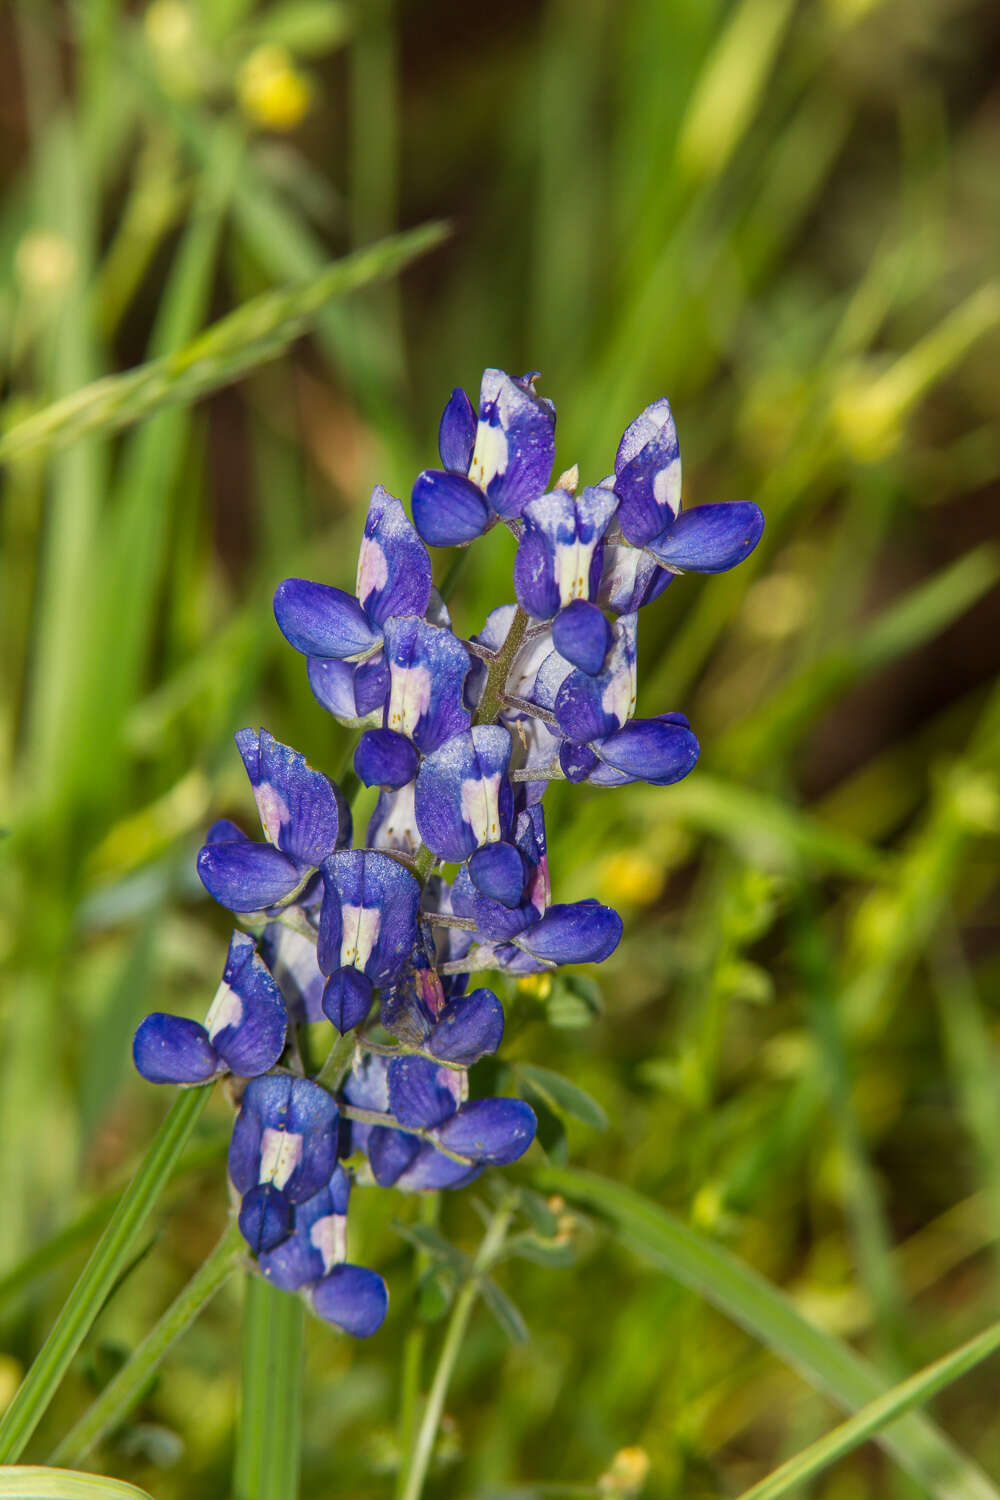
[1, 0, 999, 1496]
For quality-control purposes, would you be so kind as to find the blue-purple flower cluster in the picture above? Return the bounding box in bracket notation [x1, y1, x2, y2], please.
[133, 370, 763, 1337]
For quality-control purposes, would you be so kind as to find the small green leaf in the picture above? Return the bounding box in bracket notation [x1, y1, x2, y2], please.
[478, 1277, 530, 1345]
[0, 1469, 154, 1499]
[416, 1266, 454, 1323]
[392, 1223, 471, 1275]
[507, 1234, 576, 1270]
[517, 1064, 609, 1132]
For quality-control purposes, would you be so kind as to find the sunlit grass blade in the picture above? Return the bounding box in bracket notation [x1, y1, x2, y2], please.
[0, 223, 448, 464]
[0, 1087, 212, 1464]
[532, 1166, 1000, 1500]
[734, 1315, 1000, 1500]
[233, 1276, 305, 1500]
[49, 1219, 242, 1465]
[0, 1470, 153, 1499]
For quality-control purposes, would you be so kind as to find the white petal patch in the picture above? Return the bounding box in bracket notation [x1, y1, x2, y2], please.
[554, 536, 600, 605]
[205, 981, 243, 1040]
[356, 534, 389, 604]
[310, 1212, 347, 1274]
[254, 781, 292, 847]
[340, 904, 382, 970]
[259, 1127, 303, 1190]
[600, 663, 637, 728]
[652, 458, 681, 517]
[469, 420, 508, 491]
[387, 663, 433, 737]
[373, 780, 420, 855]
[460, 771, 502, 844]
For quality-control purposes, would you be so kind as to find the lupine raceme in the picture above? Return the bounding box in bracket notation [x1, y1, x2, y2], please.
[132, 369, 764, 1338]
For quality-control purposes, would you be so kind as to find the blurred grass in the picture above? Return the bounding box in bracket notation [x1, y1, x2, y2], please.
[1, 0, 999, 1497]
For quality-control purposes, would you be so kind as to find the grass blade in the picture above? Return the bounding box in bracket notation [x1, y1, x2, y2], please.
[735, 1316, 1000, 1500]
[532, 1165, 1000, 1500]
[233, 1276, 305, 1500]
[0, 223, 448, 463]
[0, 1470, 153, 1499]
[0, 1087, 212, 1463]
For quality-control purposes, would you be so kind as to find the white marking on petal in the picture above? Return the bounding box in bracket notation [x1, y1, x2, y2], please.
[652, 458, 681, 517]
[259, 1127, 303, 1190]
[469, 420, 508, 491]
[374, 780, 420, 854]
[254, 782, 292, 847]
[460, 771, 502, 844]
[340, 904, 382, 970]
[356, 534, 389, 603]
[387, 663, 433, 736]
[310, 1212, 347, 1273]
[554, 535, 600, 604]
[205, 981, 244, 1040]
[600, 664, 635, 728]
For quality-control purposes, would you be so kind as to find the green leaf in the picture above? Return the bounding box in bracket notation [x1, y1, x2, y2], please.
[0, 1088, 212, 1464]
[392, 1223, 471, 1275]
[0, 223, 448, 463]
[735, 1314, 1000, 1500]
[532, 1165, 1000, 1500]
[478, 1277, 530, 1345]
[416, 1266, 454, 1323]
[516, 1064, 609, 1132]
[233, 1276, 304, 1500]
[0, 1470, 154, 1499]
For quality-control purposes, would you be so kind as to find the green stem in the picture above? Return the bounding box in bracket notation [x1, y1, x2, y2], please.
[474, 607, 530, 726]
[49, 1219, 242, 1465]
[0, 1086, 212, 1463]
[395, 1195, 439, 1500]
[233, 1276, 305, 1500]
[735, 1314, 1000, 1500]
[399, 1199, 515, 1500]
[315, 1029, 357, 1092]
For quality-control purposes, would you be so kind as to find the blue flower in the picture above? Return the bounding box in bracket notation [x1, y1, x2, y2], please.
[274, 485, 433, 661]
[513, 484, 618, 674]
[197, 729, 347, 913]
[317, 850, 422, 1031]
[133, 930, 287, 1085]
[412, 370, 556, 546]
[229, 1075, 340, 1254]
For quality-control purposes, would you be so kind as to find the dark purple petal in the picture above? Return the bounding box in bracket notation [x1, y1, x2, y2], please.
[197, 840, 301, 913]
[319, 850, 421, 987]
[551, 600, 612, 676]
[274, 578, 380, 659]
[354, 729, 419, 790]
[433, 1098, 537, 1165]
[368, 1125, 422, 1186]
[355, 485, 433, 627]
[132, 1014, 219, 1086]
[514, 900, 623, 965]
[307, 657, 384, 723]
[235, 728, 341, 868]
[473, 369, 556, 520]
[229, 1075, 339, 1205]
[468, 840, 527, 909]
[646, 501, 765, 573]
[312, 1264, 388, 1338]
[394, 1145, 482, 1191]
[438, 387, 476, 472]
[239, 1183, 292, 1255]
[322, 966, 374, 1034]
[204, 817, 248, 845]
[382, 617, 471, 752]
[593, 717, 700, 786]
[553, 615, 637, 744]
[258, 1176, 347, 1290]
[388, 1056, 461, 1130]
[428, 988, 504, 1066]
[414, 726, 513, 861]
[412, 469, 491, 546]
[512, 511, 560, 619]
[206, 930, 287, 1077]
[558, 741, 601, 784]
[613, 397, 681, 546]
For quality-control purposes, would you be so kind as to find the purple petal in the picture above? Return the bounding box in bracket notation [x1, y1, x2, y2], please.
[322, 966, 374, 1034]
[472, 369, 556, 520]
[368, 1125, 422, 1186]
[613, 397, 682, 546]
[274, 578, 380, 659]
[204, 818, 248, 845]
[558, 741, 601, 784]
[599, 538, 673, 615]
[438, 387, 476, 472]
[354, 728, 420, 790]
[355, 485, 433, 627]
[367, 781, 421, 859]
[514, 485, 616, 618]
[258, 1173, 348, 1289]
[412, 469, 491, 546]
[394, 1145, 482, 1191]
[312, 1264, 388, 1337]
[197, 840, 301, 913]
[318, 850, 421, 987]
[433, 1098, 537, 1164]
[382, 616, 471, 752]
[239, 1183, 292, 1254]
[132, 1014, 220, 1086]
[646, 501, 765, 574]
[235, 728, 341, 868]
[414, 726, 513, 861]
[260, 922, 326, 1024]
[308, 654, 388, 724]
[551, 600, 612, 675]
[205, 930, 287, 1077]
[514, 900, 623, 965]
[428, 988, 504, 1066]
[553, 614, 637, 743]
[388, 1056, 461, 1129]
[228, 1075, 340, 1205]
[593, 716, 700, 786]
[468, 840, 527, 909]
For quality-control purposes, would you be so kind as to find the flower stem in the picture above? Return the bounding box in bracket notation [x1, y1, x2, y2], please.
[398, 1197, 515, 1500]
[474, 606, 529, 726]
[233, 1274, 305, 1500]
[394, 1193, 439, 1500]
[0, 1085, 212, 1463]
[49, 1218, 242, 1465]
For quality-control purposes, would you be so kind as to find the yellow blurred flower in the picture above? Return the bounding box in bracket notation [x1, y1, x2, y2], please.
[599, 1446, 650, 1497]
[15, 231, 76, 295]
[597, 850, 664, 907]
[515, 972, 553, 1001]
[239, 45, 311, 132]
